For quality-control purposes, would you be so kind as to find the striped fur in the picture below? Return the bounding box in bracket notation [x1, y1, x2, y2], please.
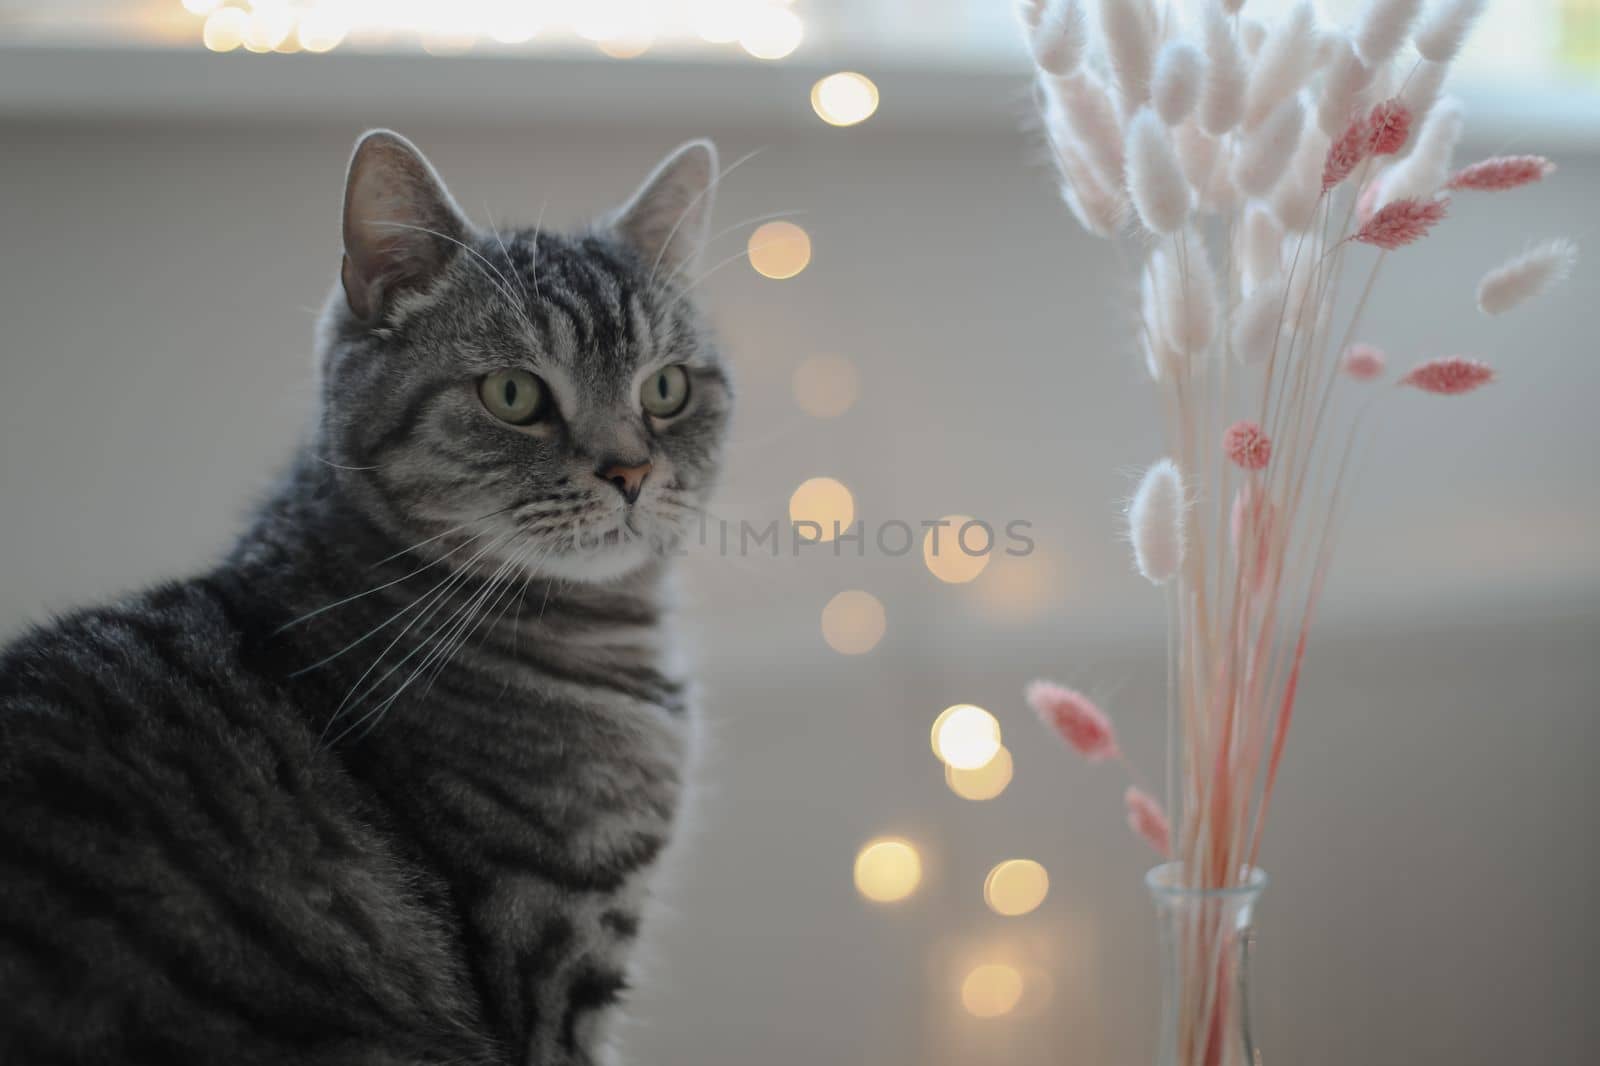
[0, 133, 727, 1065]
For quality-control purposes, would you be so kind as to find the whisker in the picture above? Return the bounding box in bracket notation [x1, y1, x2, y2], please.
[275, 523, 497, 635]
[531, 197, 548, 304]
[645, 145, 768, 291]
[310, 454, 384, 473]
[483, 201, 532, 306]
[318, 529, 519, 730]
[370, 220, 538, 339]
[332, 542, 527, 744]
[364, 505, 516, 571]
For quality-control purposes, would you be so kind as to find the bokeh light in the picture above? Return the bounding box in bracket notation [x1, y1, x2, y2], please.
[182, 0, 221, 15]
[931, 704, 1001, 770]
[792, 355, 860, 419]
[821, 590, 886, 655]
[852, 837, 922, 903]
[693, 2, 745, 44]
[201, 6, 247, 51]
[923, 514, 992, 584]
[789, 477, 854, 542]
[241, 6, 295, 53]
[739, 5, 803, 59]
[945, 745, 1013, 801]
[297, 12, 348, 53]
[597, 34, 654, 58]
[961, 963, 1025, 1018]
[811, 72, 881, 126]
[970, 547, 1062, 622]
[487, 14, 539, 45]
[983, 859, 1050, 917]
[748, 221, 812, 280]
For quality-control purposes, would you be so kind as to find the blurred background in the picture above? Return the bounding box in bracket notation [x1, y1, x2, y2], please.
[2, 1, 1597, 1064]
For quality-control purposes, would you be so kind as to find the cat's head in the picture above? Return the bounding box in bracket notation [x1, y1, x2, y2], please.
[316, 131, 728, 583]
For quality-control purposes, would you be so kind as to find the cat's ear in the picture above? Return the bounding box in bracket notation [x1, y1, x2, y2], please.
[610, 140, 719, 279]
[340, 130, 470, 321]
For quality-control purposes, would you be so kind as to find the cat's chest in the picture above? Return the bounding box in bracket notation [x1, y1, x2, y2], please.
[379, 657, 693, 1064]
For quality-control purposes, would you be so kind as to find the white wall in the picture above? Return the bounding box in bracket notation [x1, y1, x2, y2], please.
[2, 71, 1596, 1064]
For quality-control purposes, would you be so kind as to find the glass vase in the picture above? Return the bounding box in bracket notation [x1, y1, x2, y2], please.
[1146, 864, 1267, 1066]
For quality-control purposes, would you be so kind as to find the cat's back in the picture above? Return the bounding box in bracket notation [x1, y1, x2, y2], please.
[0, 579, 493, 1066]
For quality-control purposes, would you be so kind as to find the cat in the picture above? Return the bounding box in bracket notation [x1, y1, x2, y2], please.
[0, 129, 729, 1066]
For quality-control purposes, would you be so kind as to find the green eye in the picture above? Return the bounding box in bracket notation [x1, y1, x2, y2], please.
[479, 369, 548, 426]
[642, 365, 690, 418]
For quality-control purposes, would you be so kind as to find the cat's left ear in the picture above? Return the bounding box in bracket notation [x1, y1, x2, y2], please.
[609, 140, 719, 278]
[340, 130, 471, 322]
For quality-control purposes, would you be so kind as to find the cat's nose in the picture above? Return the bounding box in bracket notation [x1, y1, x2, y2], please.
[595, 459, 652, 504]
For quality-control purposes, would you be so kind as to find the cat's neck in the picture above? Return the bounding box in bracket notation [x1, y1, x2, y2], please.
[222, 448, 674, 655]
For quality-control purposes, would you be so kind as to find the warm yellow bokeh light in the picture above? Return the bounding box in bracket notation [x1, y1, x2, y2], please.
[597, 35, 654, 58]
[931, 704, 1001, 770]
[297, 13, 348, 53]
[852, 837, 922, 903]
[748, 221, 812, 280]
[961, 963, 1025, 1018]
[739, 6, 803, 59]
[820, 590, 886, 655]
[693, 2, 743, 44]
[970, 548, 1061, 622]
[811, 72, 880, 126]
[241, 8, 294, 53]
[984, 859, 1050, 917]
[182, 0, 221, 15]
[789, 477, 853, 542]
[488, 17, 540, 45]
[945, 745, 1013, 801]
[202, 6, 247, 52]
[924, 515, 992, 585]
[791, 355, 859, 419]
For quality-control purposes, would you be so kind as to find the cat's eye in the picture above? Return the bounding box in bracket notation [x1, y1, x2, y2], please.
[479, 369, 549, 426]
[641, 365, 691, 418]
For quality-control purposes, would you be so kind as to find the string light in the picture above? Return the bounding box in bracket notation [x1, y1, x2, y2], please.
[748, 221, 812, 279]
[788, 477, 853, 543]
[791, 355, 859, 419]
[739, 5, 803, 59]
[296, 11, 348, 53]
[820, 590, 886, 655]
[945, 745, 1013, 801]
[201, 6, 247, 51]
[923, 514, 992, 584]
[961, 963, 1025, 1018]
[178, 2, 809, 61]
[811, 72, 880, 126]
[983, 860, 1050, 917]
[930, 704, 1001, 770]
[852, 838, 922, 903]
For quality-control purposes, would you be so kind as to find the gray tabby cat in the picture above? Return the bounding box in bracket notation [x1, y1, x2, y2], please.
[0, 130, 729, 1066]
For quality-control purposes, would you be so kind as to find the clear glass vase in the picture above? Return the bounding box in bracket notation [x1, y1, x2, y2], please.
[1146, 864, 1268, 1066]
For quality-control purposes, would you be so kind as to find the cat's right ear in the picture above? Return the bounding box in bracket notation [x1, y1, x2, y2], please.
[340, 130, 469, 322]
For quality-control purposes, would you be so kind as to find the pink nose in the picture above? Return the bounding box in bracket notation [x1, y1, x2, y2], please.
[596, 460, 652, 504]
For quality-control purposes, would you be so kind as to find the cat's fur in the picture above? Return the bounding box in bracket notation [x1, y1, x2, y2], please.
[0, 131, 729, 1066]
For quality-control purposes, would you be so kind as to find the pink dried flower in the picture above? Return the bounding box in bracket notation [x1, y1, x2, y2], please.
[1223, 420, 1272, 470]
[1124, 787, 1171, 857]
[1027, 681, 1119, 762]
[1343, 343, 1386, 381]
[1367, 99, 1411, 155]
[1447, 155, 1557, 192]
[1354, 197, 1448, 250]
[1399, 356, 1495, 395]
[1322, 113, 1371, 191]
